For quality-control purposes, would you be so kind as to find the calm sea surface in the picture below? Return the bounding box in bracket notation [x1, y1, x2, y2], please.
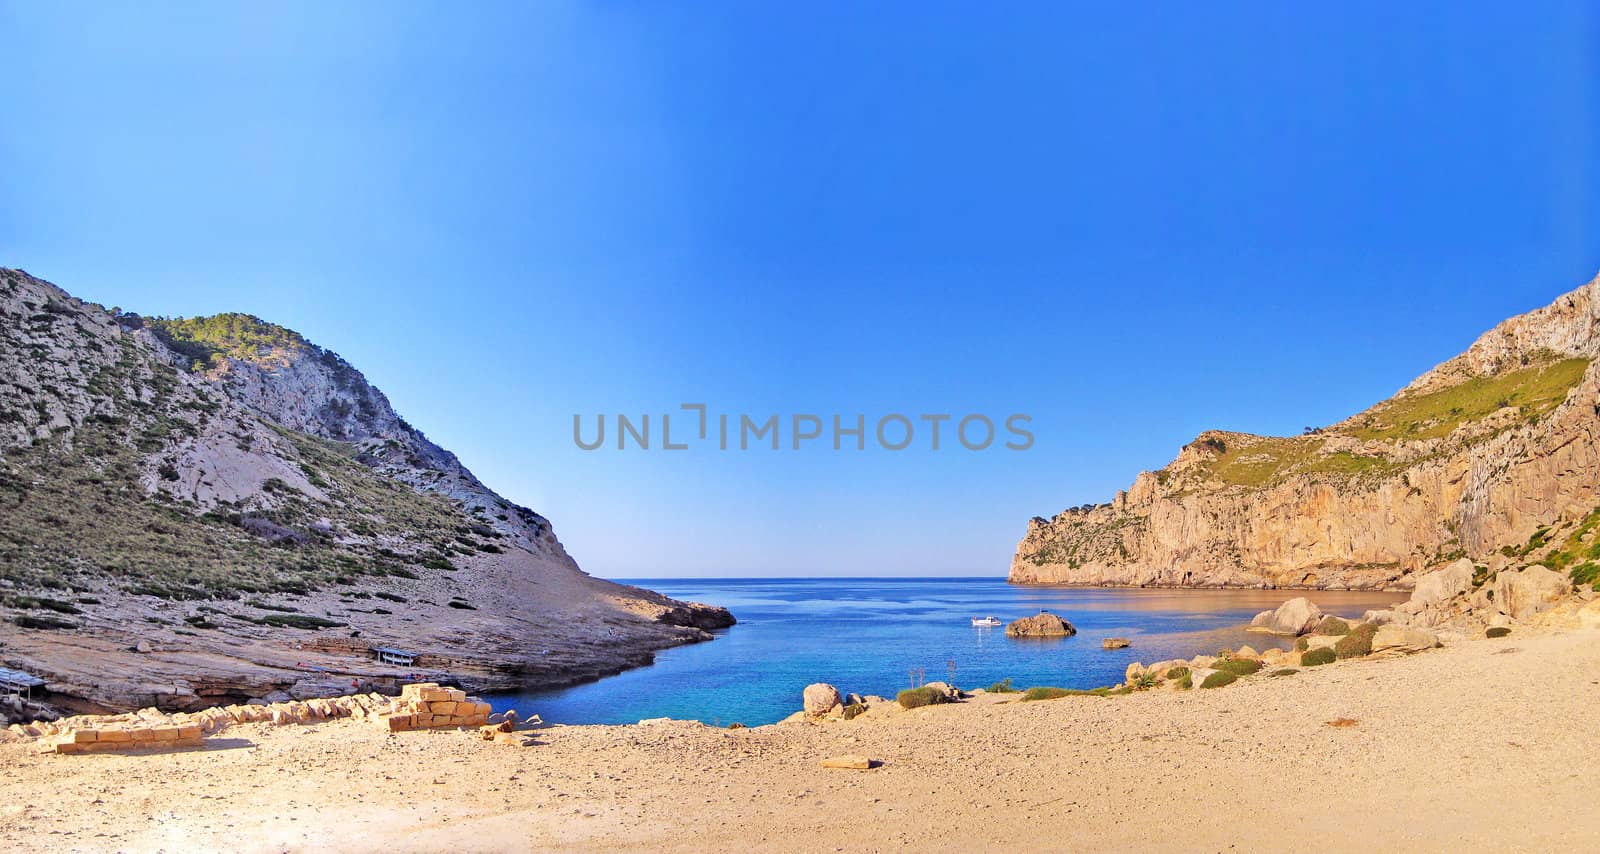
[491, 577, 1405, 727]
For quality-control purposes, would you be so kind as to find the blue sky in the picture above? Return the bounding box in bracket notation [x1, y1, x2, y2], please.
[3, 3, 1597, 577]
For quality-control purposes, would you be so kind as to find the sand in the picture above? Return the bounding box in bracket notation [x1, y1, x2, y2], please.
[3, 629, 1598, 852]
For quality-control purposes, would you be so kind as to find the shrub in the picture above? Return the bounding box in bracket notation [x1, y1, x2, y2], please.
[986, 678, 1018, 694]
[1174, 674, 1193, 690]
[1302, 647, 1336, 666]
[1295, 637, 1309, 652]
[842, 703, 866, 720]
[1486, 626, 1511, 639]
[1269, 668, 1299, 677]
[1165, 666, 1191, 680]
[259, 614, 346, 630]
[897, 687, 949, 709]
[1313, 616, 1350, 636]
[1200, 670, 1238, 689]
[13, 614, 78, 630]
[727, 722, 747, 729]
[1212, 658, 1262, 676]
[1021, 686, 1099, 701]
[1569, 562, 1600, 589]
[1334, 623, 1378, 659]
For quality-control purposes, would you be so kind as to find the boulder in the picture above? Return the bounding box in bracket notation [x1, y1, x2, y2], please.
[1370, 625, 1439, 655]
[1304, 635, 1341, 651]
[1235, 645, 1260, 659]
[802, 683, 842, 717]
[1361, 609, 1398, 626]
[1124, 663, 1146, 684]
[1247, 597, 1323, 636]
[1006, 613, 1077, 638]
[1492, 565, 1570, 621]
[820, 755, 875, 770]
[1261, 648, 1285, 664]
[1411, 558, 1475, 606]
[1102, 638, 1131, 649]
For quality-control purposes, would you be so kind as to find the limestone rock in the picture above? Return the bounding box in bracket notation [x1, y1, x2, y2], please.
[820, 755, 876, 770]
[1370, 625, 1440, 655]
[802, 683, 842, 717]
[1009, 274, 1600, 591]
[1492, 565, 1571, 621]
[1005, 613, 1077, 638]
[1247, 598, 1323, 636]
[1102, 638, 1131, 649]
[1412, 559, 1476, 606]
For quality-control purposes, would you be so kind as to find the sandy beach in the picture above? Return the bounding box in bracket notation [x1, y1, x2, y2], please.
[4, 627, 1597, 853]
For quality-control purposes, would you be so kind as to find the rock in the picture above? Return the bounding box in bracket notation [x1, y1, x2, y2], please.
[802, 683, 842, 717]
[1236, 645, 1259, 659]
[1411, 558, 1476, 606]
[1005, 613, 1077, 638]
[1370, 625, 1439, 655]
[1247, 597, 1323, 636]
[1190, 667, 1218, 686]
[1102, 638, 1131, 649]
[1007, 276, 1600, 592]
[1304, 635, 1341, 651]
[133, 640, 152, 654]
[1124, 663, 1145, 684]
[819, 755, 875, 770]
[1492, 565, 1571, 621]
[1361, 609, 1398, 626]
[1261, 648, 1285, 664]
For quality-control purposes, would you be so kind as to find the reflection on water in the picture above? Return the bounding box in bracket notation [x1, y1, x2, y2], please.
[493, 578, 1404, 727]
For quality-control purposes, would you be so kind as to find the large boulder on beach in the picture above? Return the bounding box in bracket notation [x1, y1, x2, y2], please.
[802, 683, 842, 717]
[1492, 565, 1570, 621]
[1005, 613, 1077, 638]
[1370, 625, 1440, 655]
[1412, 558, 1476, 606]
[1247, 597, 1323, 636]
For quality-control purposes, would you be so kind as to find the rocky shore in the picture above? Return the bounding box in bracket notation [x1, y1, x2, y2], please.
[4, 618, 1597, 851]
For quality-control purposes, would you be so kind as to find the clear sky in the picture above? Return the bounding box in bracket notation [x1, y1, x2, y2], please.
[3, 3, 1597, 577]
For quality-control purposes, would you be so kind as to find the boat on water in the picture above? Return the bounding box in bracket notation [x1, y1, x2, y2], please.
[971, 616, 1002, 627]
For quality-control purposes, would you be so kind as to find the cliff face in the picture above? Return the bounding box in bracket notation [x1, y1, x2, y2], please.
[0, 268, 730, 714]
[1011, 273, 1600, 590]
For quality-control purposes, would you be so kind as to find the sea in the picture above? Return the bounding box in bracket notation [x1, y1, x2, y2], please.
[489, 577, 1405, 727]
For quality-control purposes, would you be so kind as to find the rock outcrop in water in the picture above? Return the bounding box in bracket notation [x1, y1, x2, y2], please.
[1011, 272, 1600, 591]
[0, 267, 731, 715]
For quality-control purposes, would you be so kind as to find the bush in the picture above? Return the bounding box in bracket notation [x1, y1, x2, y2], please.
[1200, 670, 1238, 689]
[1569, 562, 1600, 589]
[260, 614, 346, 630]
[1174, 674, 1193, 690]
[1486, 626, 1511, 639]
[1302, 647, 1336, 666]
[842, 703, 866, 720]
[1295, 637, 1309, 652]
[1334, 622, 1378, 659]
[1212, 658, 1262, 676]
[986, 678, 1018, 694]
[727, 722, 747, 729]
[1269, 668, 1299, 677]
[1313, 616, 1351, 636]
[1021, 686, 1105, 701]
[897, 687, 949, 709]
[1165, 666, 1191, 680]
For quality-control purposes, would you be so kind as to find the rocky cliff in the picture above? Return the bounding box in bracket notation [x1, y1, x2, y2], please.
[0, 268, 731, 715]
[1011, 272, 1600, 590]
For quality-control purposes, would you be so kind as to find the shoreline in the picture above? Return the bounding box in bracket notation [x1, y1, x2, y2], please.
[4, 625, 1596, 851]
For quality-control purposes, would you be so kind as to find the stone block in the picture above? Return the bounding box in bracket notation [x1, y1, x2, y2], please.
[71, 729, 99, 744]
[97, 728, 132, 744]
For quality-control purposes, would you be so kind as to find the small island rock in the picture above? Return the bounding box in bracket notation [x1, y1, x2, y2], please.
[1005, 613, 1077, 638]
[1102, 638, 1131, 649]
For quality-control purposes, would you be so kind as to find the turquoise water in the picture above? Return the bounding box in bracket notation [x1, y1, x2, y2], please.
[491, 578, 1404, 726]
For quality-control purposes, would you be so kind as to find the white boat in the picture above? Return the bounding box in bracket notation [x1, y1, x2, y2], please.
[971, 616, 1002, 627]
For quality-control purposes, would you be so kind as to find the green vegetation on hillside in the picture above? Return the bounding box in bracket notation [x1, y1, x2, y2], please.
[145, 313, 309, 372]
[1193, 436, 1395, 488]
[1347, 355, 1589, 442]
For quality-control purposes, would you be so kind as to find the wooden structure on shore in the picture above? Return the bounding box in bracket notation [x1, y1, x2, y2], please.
[0, 667, 46, 701]
[372, 647, 418, 667]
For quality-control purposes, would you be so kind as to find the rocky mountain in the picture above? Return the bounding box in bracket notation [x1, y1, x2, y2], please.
[1011, 272, 1600, 591]
[0, 268, 730, 715]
